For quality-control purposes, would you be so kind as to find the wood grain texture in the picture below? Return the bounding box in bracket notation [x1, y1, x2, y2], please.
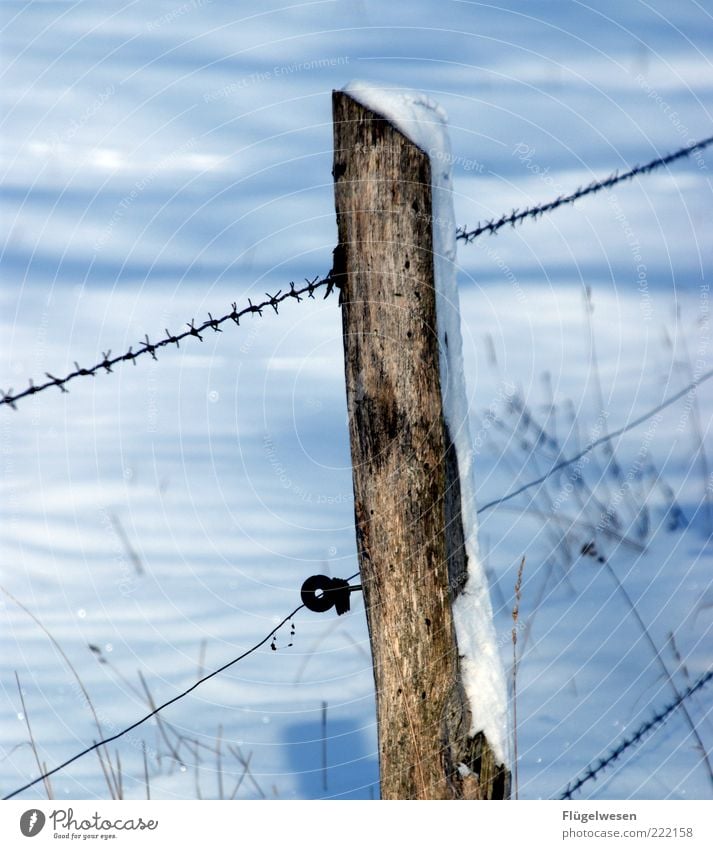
[332, 90, 510, 800]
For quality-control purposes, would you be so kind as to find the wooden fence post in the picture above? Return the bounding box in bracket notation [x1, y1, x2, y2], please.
[331, 90, 510, 800]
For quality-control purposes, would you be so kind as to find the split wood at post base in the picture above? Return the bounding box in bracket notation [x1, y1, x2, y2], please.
[331, 90, 510, 800]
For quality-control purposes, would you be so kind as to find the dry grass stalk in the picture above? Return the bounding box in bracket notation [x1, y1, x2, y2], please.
[14, 672, 52, 800]
[512, 556, 525, 801]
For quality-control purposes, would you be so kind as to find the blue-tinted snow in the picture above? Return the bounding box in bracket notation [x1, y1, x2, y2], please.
[1, 0, 712, 800]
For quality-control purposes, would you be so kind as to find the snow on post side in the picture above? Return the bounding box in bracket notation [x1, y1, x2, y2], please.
[343, 81, 509, 767]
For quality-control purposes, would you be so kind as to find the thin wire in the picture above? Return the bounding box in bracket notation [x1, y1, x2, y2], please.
[0, 275, 333, 410]
[457, 133, 713, 243]
[3, 571, 360, 801]
[476, 367, 713, 516]
[3, 603, 303, 800]
[560, 668, 713, 799]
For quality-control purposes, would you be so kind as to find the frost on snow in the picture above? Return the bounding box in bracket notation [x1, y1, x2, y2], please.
[343, 81, 510, 767]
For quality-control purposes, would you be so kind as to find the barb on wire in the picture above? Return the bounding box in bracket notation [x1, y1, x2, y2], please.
[3, 571, 360, 800]
[477, 366, 713, 516]
[0, 274, 334, 411]
[560, 668, 713, 799]
[457, 133, 713, 243]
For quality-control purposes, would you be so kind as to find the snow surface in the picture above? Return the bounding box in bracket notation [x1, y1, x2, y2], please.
[1, 0, 712, 801]
[344, 81, 509, 766]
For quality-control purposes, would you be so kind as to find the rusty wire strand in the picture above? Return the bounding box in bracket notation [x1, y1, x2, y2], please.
[457, 133, 713, 243]
[0, 275, 332, 410]
[560, 668, 713, 800]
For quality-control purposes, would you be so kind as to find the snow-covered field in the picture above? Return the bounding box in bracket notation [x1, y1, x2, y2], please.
[2, 0, 712, 800]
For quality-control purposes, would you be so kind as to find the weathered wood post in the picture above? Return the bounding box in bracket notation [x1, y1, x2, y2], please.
[332, 88, 510, 800]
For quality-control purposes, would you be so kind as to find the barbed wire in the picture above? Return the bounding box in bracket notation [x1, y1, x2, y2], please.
[3, 569, 360, 801]
[5, 133, 713, 411]
[560, 668, 713, 800]
[0, 274, 334, 411]
[457, 133, 713, 243]
[476, 366, 713, 516]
